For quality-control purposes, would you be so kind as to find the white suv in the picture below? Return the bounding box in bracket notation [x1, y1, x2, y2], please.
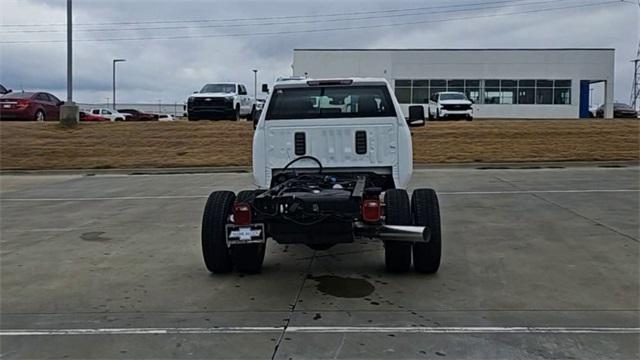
[428, 91, 473, 121]
[89, 108, 130, 121]
[187, 83, 255, 121]
[200, 78, 442, 274]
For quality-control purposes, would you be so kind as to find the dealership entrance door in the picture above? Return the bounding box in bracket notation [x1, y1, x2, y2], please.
[580, 80, 606, 118]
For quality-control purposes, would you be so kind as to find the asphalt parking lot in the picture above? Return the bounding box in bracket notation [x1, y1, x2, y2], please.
[1, 165, 638, 359]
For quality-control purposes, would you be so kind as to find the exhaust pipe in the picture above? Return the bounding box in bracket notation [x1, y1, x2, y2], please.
[378, 225, 430, 243]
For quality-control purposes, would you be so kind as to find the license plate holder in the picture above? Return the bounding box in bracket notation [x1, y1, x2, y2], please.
[225, 224, 265, 246]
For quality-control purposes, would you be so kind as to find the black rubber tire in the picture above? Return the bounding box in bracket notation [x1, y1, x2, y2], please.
[34, 110, 45, 122]
[234, 105, 241, 121]
[202, 191, 236, 273]
[466, 116, 473, 122]
[411, 189, 442, 274]
[384, 189, 412, 273]
[188, 116, 198, 121]
[230, 190, 266, 274]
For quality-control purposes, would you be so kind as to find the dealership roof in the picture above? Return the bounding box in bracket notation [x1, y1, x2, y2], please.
[294, 48, 615, 51]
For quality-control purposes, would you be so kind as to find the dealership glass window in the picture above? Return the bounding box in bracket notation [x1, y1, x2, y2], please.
[394, 80, 411, 104]
[535, 80, 553, 104]
[429, 79, 446, 99]
[500, 80, 517, 104]
[517, 80, 535, 104]
[411, 80, 429, 103]
[464, 80, 480, 103]
[553, 80, 571, 104]
[554, 88, 571, 104]
[447, 80, 464, 94]
[484, 80, 500, 104]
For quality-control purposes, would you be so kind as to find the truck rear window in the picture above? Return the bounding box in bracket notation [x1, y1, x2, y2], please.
[266, 86, 396, 120]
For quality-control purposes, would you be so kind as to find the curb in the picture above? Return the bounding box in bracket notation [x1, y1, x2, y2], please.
[1, 161, 637, 176]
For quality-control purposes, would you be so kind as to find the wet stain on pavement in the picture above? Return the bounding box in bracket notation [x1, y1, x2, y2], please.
[80, 232, 111, 242]
[308, 275, 374, 298]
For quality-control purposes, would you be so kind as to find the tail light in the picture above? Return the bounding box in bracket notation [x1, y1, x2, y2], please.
[233, 203, 252, 225]
[16, 100, 30, 109]
[361, 199, 381, 223]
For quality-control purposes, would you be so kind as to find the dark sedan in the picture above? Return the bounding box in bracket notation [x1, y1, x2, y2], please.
[117, 109, 157, 121]
[595, 103, 638, 118]
[0, 92, 63, 121]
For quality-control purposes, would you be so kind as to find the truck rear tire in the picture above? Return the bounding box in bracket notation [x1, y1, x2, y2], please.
[230, 190, 266, 273]
[411, 189, 441, 274]
[202, 191, 236, 273]
[383, 189, 412, 273]
[234, 105, 241, 121]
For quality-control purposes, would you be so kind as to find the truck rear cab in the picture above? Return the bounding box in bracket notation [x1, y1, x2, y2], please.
[201, 78, 441, 274]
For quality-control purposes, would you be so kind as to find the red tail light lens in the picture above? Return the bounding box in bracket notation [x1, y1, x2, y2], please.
[16, 100, 30, 109]
[233, 203, 252, 225]
[362, 199, 381, 223]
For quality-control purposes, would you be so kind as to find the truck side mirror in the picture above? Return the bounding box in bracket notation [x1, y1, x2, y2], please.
[193, 91, 198, 94]
[261, 84, 269, 93]
[407, 105, 425, 127]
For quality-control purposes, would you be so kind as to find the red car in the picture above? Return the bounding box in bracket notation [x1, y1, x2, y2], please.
[79, 111, 108, 122]
[0, 92, 63, 121]
[117, 109, 157, 121]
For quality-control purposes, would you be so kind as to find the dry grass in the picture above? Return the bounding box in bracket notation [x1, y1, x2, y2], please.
[0, 120, 638, 170]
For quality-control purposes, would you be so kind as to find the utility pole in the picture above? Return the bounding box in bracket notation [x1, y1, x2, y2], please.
[59, 0, 79, 127]
[631, 39, 640, 112]
[112, 59, 126, 109]
[631, 59, 639, 111]
[252, 69, 258, 99]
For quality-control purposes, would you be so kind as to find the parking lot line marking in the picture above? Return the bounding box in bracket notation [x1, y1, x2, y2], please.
[0, 189, 638, 203]
[1, 326, 638, 336]
[438, 189, 640, 195]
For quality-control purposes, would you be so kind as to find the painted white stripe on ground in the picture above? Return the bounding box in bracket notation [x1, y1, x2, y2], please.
[1, 189, 638, 202]
[1, 326, 638, 336]
[439, 190, 640, 195]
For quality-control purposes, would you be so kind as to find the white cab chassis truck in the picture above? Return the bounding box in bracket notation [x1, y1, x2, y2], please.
[187, 83, 255, 121]
[201, 78, 442, 274]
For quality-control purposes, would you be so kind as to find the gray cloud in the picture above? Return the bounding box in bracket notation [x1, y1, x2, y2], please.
[1, 0, 638, 104]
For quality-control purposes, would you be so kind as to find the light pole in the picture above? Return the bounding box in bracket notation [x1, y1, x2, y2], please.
[112, 59, 126, 109]
[60, 0, 79, 127]
[252, 69, 258, 100]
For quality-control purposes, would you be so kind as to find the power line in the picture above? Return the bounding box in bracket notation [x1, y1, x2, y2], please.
[0, 1, 623, 44]
[0, 0, 586, 34]
[0, 0, 574, 28]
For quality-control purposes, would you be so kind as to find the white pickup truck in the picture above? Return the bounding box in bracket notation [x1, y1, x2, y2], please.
[428, 91, 474, 121]
[200, 78, 442, 275]
[187, 83, 255, 121]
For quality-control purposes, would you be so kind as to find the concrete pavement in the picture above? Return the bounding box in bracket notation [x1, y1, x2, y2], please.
[1, 166, 638, 359]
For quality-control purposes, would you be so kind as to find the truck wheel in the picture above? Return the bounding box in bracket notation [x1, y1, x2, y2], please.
[202, 191, 236, 273]
[411, 189, 441, 274]
[230, 190, 266, 274]
[383, 189, 412, 273]
[234, 105, 241, 121]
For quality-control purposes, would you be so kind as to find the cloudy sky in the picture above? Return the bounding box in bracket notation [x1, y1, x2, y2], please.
[1, 0, 638, 104]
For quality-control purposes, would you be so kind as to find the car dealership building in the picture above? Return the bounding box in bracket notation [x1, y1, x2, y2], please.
[292, 48, 615, 119]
